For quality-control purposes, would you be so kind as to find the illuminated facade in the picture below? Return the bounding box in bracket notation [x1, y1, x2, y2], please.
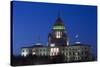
[48, 15, 69, 46]
[21, 14, 94, 62]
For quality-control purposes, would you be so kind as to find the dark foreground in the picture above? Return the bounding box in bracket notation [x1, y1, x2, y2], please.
[11, 55, 96, 66]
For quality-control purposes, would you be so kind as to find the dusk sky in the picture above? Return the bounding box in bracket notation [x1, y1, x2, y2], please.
[12, 1, 97, 56]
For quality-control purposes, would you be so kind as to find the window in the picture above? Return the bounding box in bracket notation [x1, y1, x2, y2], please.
[32, 52, 36, 55]
[50, 48, 59, 56]
[22, 50, 24, 52]
[41, 52, 44, 56]
[64, 52, 66, 56]
[71, 52, 73, 55]
[56, 48, 59, 52]
[43, 49, 45, 51]
[55, 31, 62, 38]
[21, 49, 29, 57]
[50, 43, 55, 47]
[44, 52, 46, 56]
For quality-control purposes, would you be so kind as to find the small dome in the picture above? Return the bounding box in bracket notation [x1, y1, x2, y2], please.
[33, 42, 44, 47]
[35, 43, 42, 45]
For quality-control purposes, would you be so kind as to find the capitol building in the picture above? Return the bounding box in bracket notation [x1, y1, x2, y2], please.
[21, 13, 94, 62]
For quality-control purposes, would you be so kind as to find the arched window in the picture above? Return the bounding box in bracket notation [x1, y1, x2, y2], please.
[55, 31, 62, 38]
[50, 48, 59, 56]
[21, 48, 29, 57]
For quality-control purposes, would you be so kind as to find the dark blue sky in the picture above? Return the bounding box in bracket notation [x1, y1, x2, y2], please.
[12, 1, 97, 56]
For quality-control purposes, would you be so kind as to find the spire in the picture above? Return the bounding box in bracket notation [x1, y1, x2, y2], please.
[52, 9, 65, 30]
[54, 9, 64, 26]
[58, 9, 61, 18]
